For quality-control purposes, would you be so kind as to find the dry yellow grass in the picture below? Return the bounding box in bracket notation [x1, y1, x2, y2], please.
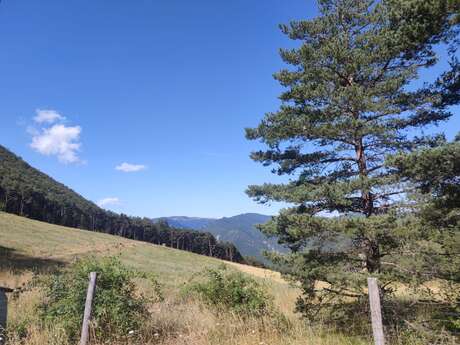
[4, 281, 370, 345]
[0, 212, 375, 345]
[6, 212, 448, 345]
[227, 261, 286, 283]
[0, 211, 303, 313]
[0, 262, 372, 345]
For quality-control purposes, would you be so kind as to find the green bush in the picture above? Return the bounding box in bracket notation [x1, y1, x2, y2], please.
[184, 265, 274, 317]
[39, 256, 161, 341]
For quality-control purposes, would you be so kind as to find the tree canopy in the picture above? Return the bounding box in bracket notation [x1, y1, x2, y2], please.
[246, 0, 460, 327]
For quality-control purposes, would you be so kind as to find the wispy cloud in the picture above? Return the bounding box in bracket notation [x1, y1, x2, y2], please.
[115, 162, 147, 172]
[28, 109, 83, 164]
[97, 197, 120, 208]
[34, 109, 65, 124]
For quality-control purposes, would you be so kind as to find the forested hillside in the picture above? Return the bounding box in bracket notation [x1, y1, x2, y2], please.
[0, 145, 243, 262]
[157, 216, 215, 230]
[156, 213, 288, 260]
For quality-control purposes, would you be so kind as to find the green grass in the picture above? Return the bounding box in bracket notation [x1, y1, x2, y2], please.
[1, 212, 456, 345]
[0, 211, 303, 308]
[0, 212, 377, 345]
[0, 212, 232, 287]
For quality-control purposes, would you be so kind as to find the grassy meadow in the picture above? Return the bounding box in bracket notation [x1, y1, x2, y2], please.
[0, 212, 440, 345]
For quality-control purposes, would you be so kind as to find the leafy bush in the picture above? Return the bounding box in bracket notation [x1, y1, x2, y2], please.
[184, 265, 274, 317]
[39, 256, 161, 341]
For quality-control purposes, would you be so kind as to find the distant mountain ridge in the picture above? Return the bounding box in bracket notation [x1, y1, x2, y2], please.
[156, 216, 215, 230]
[154, 213, 288, 260]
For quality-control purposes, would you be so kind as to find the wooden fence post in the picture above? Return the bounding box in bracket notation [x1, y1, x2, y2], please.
[79, 272, 97, 345]
[367, 277, 385, 345]
[0, 289, 7, 345]
[0, 287, 13, 345]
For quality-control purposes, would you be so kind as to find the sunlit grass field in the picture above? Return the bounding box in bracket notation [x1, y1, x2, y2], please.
[0, 212, 393, 345]
[0, 212, 291, 292]
[0, 212, 230, 283]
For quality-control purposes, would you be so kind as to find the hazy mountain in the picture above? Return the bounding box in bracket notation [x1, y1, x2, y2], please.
[155, 216, 215, 230]
[154, 213, 288, 260]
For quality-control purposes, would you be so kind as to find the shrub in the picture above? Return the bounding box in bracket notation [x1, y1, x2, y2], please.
[184, 265, 274, 317]
[39, 256, 161, 341]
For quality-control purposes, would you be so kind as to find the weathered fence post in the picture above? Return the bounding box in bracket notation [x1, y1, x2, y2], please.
[79, 272, 97, 345]
[367, 277, 385, 345]
[0, 287, 13, 345]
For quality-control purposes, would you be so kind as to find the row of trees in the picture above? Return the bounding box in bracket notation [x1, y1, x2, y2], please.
[247, 0, 459, 339]
[0, 145, 243, 263]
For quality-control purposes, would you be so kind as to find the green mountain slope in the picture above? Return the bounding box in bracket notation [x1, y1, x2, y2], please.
[155, 216, 215, 230]
[0, 145, 243, 262]
[155, 213, 288, 260]
[0, 211, 227, 287]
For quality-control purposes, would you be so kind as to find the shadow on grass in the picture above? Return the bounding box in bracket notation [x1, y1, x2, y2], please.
[307, 297, 459, 342]
[0, 245, 64, 274]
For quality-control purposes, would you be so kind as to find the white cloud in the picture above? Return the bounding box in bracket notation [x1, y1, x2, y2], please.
[34, 109, 65, 124]
[30, 124, 82, 163]
[115, 162, 147, 172]
[97, 197, 120, 208]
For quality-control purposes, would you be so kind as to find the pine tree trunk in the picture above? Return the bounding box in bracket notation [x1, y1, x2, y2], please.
[355, 139, 373, 217]
[3, 192, 8, 212]
[19, 197, 24, 216]
[355, 139, 380, 273]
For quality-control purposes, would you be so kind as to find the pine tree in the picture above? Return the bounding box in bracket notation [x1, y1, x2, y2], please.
[387, 135, 460, 270]
[387, 136, 460, 331]
[246, 0, 459, 318]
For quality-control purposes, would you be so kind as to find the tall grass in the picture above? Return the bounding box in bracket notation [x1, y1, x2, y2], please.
[1, 214, 457, 345]
[3, 268, 373, 345]
[4, 268, 459, 345]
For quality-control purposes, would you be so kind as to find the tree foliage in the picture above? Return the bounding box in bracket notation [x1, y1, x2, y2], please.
[387, 138, 460, 283]
[246, 0, 459, 321]
[40, 257, 160, 341]
[386, 137, 460, 335]
[185, 265, 275, 317]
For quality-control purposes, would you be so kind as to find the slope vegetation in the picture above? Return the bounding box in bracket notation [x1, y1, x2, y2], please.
[0, 145, 243, 262]
[0, 212, 373, 345]
[0, 211, 294, 300]
[156, 213, 288, 260]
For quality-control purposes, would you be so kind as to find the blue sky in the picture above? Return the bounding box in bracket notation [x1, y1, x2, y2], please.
[0, 1, 458, 218]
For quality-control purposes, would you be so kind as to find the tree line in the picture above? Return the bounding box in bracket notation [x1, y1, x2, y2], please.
[0, 145, 243, 263]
